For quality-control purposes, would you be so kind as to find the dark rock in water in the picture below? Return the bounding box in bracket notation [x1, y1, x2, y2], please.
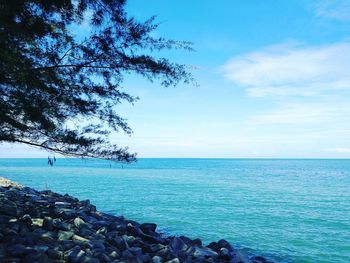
[0, 179, 272, 263]
[169, 237, 188, 253]
[230, 251, 252, 263]
[190, 238, 202, 247]
[207, 241, 219, 252]
[251, 255, 268, 263]
[140, 232, 165, 244]
[219, 247, 231, 260]
[218, 239, 234, 251]
[189, 246, 218, 259]
[157, 247, 176, 262]
[140, 223, 157, 234]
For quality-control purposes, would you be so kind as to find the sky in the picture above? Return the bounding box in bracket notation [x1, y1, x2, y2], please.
[2, 0, 350, 158]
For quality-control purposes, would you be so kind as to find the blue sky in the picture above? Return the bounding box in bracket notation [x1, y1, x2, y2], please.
[2, 0, 350, 158]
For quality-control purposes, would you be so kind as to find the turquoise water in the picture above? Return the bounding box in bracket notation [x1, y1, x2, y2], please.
[0, 158, 349, 262]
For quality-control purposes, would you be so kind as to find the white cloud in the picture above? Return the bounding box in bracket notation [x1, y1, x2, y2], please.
[251, 102, 350, 125]
[315, 0, 350, 21]
[328, 147, 350, 153]
[223, 42, 350, 98]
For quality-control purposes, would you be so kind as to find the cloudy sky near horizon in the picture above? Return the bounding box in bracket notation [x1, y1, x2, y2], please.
[2, 0, 350, 158]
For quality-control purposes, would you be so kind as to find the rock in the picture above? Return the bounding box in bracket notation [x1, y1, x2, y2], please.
[207, 241, 219, 252]
[0, 215, 12, 224]
[138, 253, 151, 263]
[140, 233, 165, 244]
[128, 246, 142, 256]
[218, 239, 234, 251]
[53, 218, 71, 231]
[58, 230, 74, 241]
[22, 252, 49, 263]
[140, 223, 157, 234]
[65, 246, 86, 263]
[190, 238, 202, 247]
[32, 218, 44, 227]
[230, 251, 252, 263]
[55, 201, 71, 207]
[72, 234, 89, 243]
[43, 217, 54, 230]
[109, 250, 120, 259]
[39, 232, 56, 243]
[189, 246, 218, 259]
[98, 253, 112, 263]
[148, 243, 166, 253]
[152, 255, 163, 263]
[165, 258, 180, 263]
[127, 223, 141, 237]
[0, 198, 18, 217]
[47, 249, 64, 260]
[219, 247, 231, 260]
[20, 214, 32, 224]
[251, 255, 267, 263]
[33, 245, 49, 253]
[169, 237, 188, 253]
[113, 236, 129, 251]
[6, 244, 36, 257]
[73, 217, 88, 228]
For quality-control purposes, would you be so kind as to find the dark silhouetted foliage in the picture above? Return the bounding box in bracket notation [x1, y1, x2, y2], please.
[0, 0, 193, 162]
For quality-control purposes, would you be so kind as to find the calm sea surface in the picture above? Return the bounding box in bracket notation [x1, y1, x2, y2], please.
[0, 158, 349, 262]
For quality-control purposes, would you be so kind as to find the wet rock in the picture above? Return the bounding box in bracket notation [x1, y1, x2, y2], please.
[207, 241, 219, 252]
[190, 238, 202, 247]
[169, 237, 188, 253]
[140, 223, 157, 234]
[53, 218, 71, 231]
[189, 246, 218, 259]
[22, 252, 49, 263]
[32, 218, 44, 227]
[73, 217, 88, 229]
[20, 214, 32, 225]
[165, 258, 180, 263]
[152, 255, 163, 263]
[65, 245, 86, 263]
[58, 230, 74, 241]
[47, 248, 64, 260]
[43, 216, 54, 230]
[218, 239, 234, 251]
[219, 247, 231, 260]
[0, 198, 18, 217]
[109, 250, 120, 259]
[6, 244, 36, 257]
[251, 255, 267, 263]
[0, 179, 271, 263]
[230, 251, 252, 263]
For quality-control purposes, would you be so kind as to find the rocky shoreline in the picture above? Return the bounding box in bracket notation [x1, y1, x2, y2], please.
[0, 177, 271, 263]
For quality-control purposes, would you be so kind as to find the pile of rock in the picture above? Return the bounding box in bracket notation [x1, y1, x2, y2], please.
[0, 179, 271, 263]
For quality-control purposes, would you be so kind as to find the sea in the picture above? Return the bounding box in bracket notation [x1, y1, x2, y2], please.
[0, 158, 349, 263]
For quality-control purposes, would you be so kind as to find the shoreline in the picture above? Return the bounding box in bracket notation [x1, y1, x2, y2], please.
[0, 177, 271, 263]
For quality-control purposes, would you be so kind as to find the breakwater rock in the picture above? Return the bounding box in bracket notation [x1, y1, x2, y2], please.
[0, 179, 271, 263]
